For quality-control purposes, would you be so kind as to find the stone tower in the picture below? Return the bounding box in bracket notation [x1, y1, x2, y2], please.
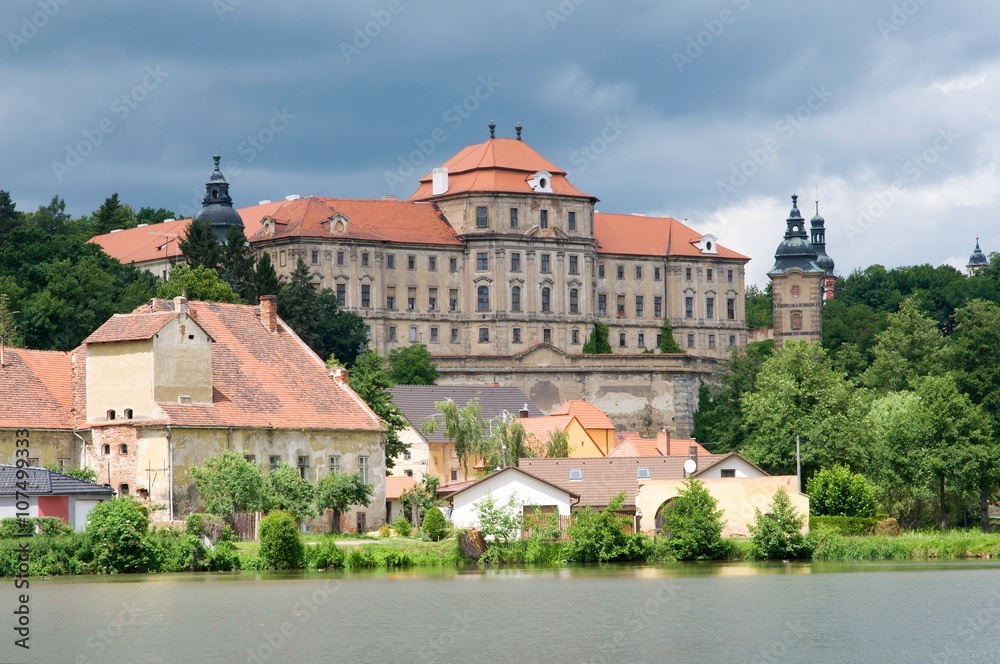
[768, 195, 825, 348]
[810, 201, 836, 300]
[194, 154, 244, 242]
[967, 237, 988, 276]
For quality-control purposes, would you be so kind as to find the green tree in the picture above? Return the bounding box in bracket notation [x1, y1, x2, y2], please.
[264, 463, 317, 521]
[563, 493, 650, 563]
[136, 206, 176, 226]
[420, 506, 449, 541]
[424, 398, 487, 475]
[0, 190, 21, 245]
[473, 490, 523, 543]
[179, 217, 221, 270]
[400, 475, 439, 525]
[189, 451, 267, 523]
[316, 471, 372, 533]
[545, 429, 570, 458]
[219, 225, 257, 304]
[84, 498, 157, 573]
[482, 415, 533, 471]
[45, 464, 98, 483]
[349, 350, 409, 467]
[806, 465, 878, 517]
[659, 319, 683, 353]
[254, 251, 280, 298]
[258, 510, 304, 569]
[747, 488, 809, 560]
[388, 344, 439, 385]
[156, 265, 240, 303]
[582, 320, 612, 354]
[745, 283, 773, 330]
[659, 478, 728, 561]
[89, 193, 136, 237]
[862, 297, 947, 392]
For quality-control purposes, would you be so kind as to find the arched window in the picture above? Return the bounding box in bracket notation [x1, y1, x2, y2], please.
[511, 286, 521, 312]
[569, 288, 579, 314]
[101, 444, 111, 456]
[541, 287, 551, 313]
[118, 484, 130, 496]
[477, 285, 490, 312]
[118, 444, 128, 455]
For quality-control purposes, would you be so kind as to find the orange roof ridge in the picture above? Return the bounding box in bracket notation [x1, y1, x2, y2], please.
[594, 212, 749, 260]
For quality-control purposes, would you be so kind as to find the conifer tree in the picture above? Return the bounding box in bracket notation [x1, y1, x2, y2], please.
[220, 225, 257, 303]
[179, 217, 221, 271]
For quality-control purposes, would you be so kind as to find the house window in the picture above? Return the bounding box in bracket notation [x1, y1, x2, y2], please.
[359, 456, 370, 484]
[619, 332, 626, 347]
[430, 327, 439, 342]
[357, 512, 367, 534]
[598, 264, 605, 279]
[449, 257, 457, 272]
[337, 251, 345, 266]
[478, 327, 490, 343]
[617, 265, 624, 280]
[598, 294, 607, 316]
[330, 455, 341, 474]
[428, 256, 437, 272]
[571, 329, 580, 344]
[451, 327, 459, 343]
[729, 335, 736, 346]
[336, 283, 346, 307]
[727, 269, 734, 283]
[407, 255, 416, 270]
[269, 455, 281, 470]
[568, 211, 576, 231]
[118, 484, 129, 496]
[569, 255, 579, 275]
[721, 469, 736, 478]
[118, 444, 128, 455]
[243, 454, 256, 464]
[428, 288, 437, 311]
[540, 209, 548, 229]
[638, 333, 645, 348]
[511, 252, 521, 272]
[387, 254, 395, 269]
[617, 295, 625, 317]
[311, 249, 319, 265]
[569, 469, 583, 481]
[298, 456, 309, 480]
[654, 296, 662, 318]
[409, 326, 418, 343]
[361, 284, 371, 308]
[476, 206, 488, 228]
[656, 333, 662, 347]
[727, 298, 736, 320]
[685, 296, 694, 318]
[541, 287, 551, 312]
[543, 328, 552, 343]
[685, 267, 692, 281]
[687, 334, 695, 348]
[707, 268, 713, 281]
[541, 254, 551, 273]
[477, 286, 490, 311]
[102, 444, 111, 455]
[635, 296, 644, 318]
[654, 267, 661, 280]
[386, 286, 396, 310]
[279, 251, 286, 267]
[58, 458, 70, 469]
[569, 288, 579, 314]
[408, 287, 416, 311]
[635, 266, 642, 280]
[451, 469, 459, 481]
[513, 327, 522, 343]
[404, 469, 413, 477]
[477, 252, 488, 270]
[637, 467, 651, 479]
[449, 289, 458, 312]
[25, 458, 38, 467]
[511, 286, 522, 312]
[361, 252, 369, 267]
[706, 297, 715, 319]
[388, 325, 397, 342]
[708, 334, 716, 348]
[791, 311, 803, 330]
[510, 208, 518, 228]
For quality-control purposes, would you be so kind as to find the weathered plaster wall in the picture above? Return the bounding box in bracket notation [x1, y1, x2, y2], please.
[152, 316, 213, 404]
[86, 339, 155, 421]
[0, 429, 81, 469]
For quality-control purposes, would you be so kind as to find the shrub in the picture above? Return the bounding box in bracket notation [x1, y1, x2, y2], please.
[421, 507, 449, 542]
[258, 510, 304, 569]
[748, 488, 810, 560]
[378, 523, 391, 537]
[807, 465, 878, 517]
[306, 538, 346, 569]
[563, 494, 652, 563]
[660, 478, 728, 561]
[474, 491, 522, 543]
[185, 513, 226, 543]
[155, 531, 208, 572]
[874, 517, 901, 537]
[809, 515, 881, 536]
[346, 546, 413, 568]
[84, 498, 158, 573]
[0, 517, 70, 538]
[391, 516, 413, 538]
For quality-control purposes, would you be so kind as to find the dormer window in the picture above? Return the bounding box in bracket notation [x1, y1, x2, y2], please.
[695, 234, 719, 255]
[528, 171, 553, 194]
[260, 217, 274, 237]
[330, 213, 348, 235]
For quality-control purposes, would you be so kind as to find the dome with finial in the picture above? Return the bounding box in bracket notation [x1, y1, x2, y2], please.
[194, 154, 244, 241]
[968, 237, 988, 271]
[769, 194, 824, 275]
[810, 201, 835, 276]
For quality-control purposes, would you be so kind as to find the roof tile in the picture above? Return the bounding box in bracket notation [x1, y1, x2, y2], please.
[0, 349, 74, 430]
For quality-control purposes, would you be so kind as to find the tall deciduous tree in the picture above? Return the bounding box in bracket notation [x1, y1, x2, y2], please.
[264, 463, 317, 521]
[744, 283, 773, 330]
[862, 297, 947, 392]
[423, 398, 487, 475]
[660, 478, 728, 561]
[691, 340, 772, 453]
[315, 471, 372, 533]
[179, 217, 222, 270]
[189, 451, 267, 523]
[348, 350, 409, 467]
[156, 265, 240, 303]
[388, 344, 439, 385]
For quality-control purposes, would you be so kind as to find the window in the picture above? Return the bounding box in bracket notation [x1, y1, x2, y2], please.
[727, 298, 736, 320]
[510, 208, 518, 228]
[638, 333, 645, 348]
[656, 333, 662, 347]
[407, 255, 416, 270]
[449, 289, 458, 312]
[476, 206, 488, 228]
[361, 284, 371, 308]
[404, 469, 413, 477]
[428, 288, 437, 311]
[635, 296, 644, 318]
[119, 484, 130, 496]
[388, 325, 396, 342]
[118, 444, 128, 455]
[598, 264, 605, 279]
[359, 456, 370, 484]
[568, 211, 576, 231]
[298, 455, 309, 480]
[540, 209, 548, 229]
[707, 268, 713, 281]
[430, 326, 438, 342]
[706, 297, 715, 319]
[336, 283, 346, 307]
[101, 443, 111, 456]
[729, 335, 736, 346]
[330, 455, 341, 475]
[450, 257, 457, 272]
[269, 455, 281, 471]
[387, 254, 395, 269]
[541, 287, 551, 312]
[58, 458, 70, 469]
[477, 285, 490, 311]
[571, 329, 580, 344]
[513, 327, 522, 343]
[361, 252, 369, 267]
[478, 327, 490, 343]
[598, 294, 607, 316]
[687, 334, 695, 348]
[637, 467, 651, 479]
[654, 296, 662, 318]
[424, 255, 435, 272]
[408, 287, 416, 311]
[337, 251, 345, 266]
[357, 512, 367, 533]
[451, 469, 459, 481]
[279, 250, 286, 267]
[543, 328, 552, 343]
[569, 469, 583, 481]
[721, 469, 736, 478]
[311, 249, 319, 265]
[409, 326, 418, 343]
[654, 267, 661, 280]
[635, 266, 642, 280]
[685, 267, 692, 281]
[568, 255, 579, 275]
[569, 288, 579, 314]
[708, 334, 716, 348]
[617, 265, 624, 280]
[685, 296, 694, 318]
[541, 254, 551, 273]
[477, 252, 488, 270]
[727, 269, 734, 283]
[511, 286, 521, 312]
[619, 332, 626, 347]
[617, 294, 625, 317]
[791, 311, 803, 330]
[385, 286, 396, 310]
[511, 252, 521, 272]
[107, 409, 115, 421]
[451, 327, 459, 343]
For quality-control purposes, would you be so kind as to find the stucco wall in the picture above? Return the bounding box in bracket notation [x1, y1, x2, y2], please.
[86, 339, 155, 422]
[152, 316, 213, 404]
[451, 470, 572, 532]
[0, 429, 82, 469]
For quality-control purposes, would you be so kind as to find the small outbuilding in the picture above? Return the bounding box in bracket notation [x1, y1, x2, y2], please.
[0, 465, 115, 531]
[450, 466, 578, 536]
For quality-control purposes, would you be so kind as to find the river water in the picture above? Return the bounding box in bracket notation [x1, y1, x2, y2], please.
[6, 561, 1000, 663]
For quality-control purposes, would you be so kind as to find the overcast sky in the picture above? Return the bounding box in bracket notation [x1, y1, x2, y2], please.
[3, 0, 998, 286]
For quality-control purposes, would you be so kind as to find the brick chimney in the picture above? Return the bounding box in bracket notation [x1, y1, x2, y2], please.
[173, 295, 188, 318]
[260, 295, 277, 333]
[657, 430, 670, 456]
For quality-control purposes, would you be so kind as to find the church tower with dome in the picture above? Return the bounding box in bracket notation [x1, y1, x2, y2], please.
[194, 154, 244, 242]
[768, 194, 827, 348]
[967, 238, 988, 276]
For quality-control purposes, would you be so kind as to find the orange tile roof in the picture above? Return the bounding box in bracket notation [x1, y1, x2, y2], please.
[244, 197, 463, 246]
[594, 212, 748, 260]
[608, 438, 658, 457]
[0, 349, 74, 430]
[411, 138, 595, 200]
[549, 400, 614, 431]
[90, 218, 193, 266]
[385, 475, 418, 500]
[82, 312, 177, 344]
[517, 414, 577, 437]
